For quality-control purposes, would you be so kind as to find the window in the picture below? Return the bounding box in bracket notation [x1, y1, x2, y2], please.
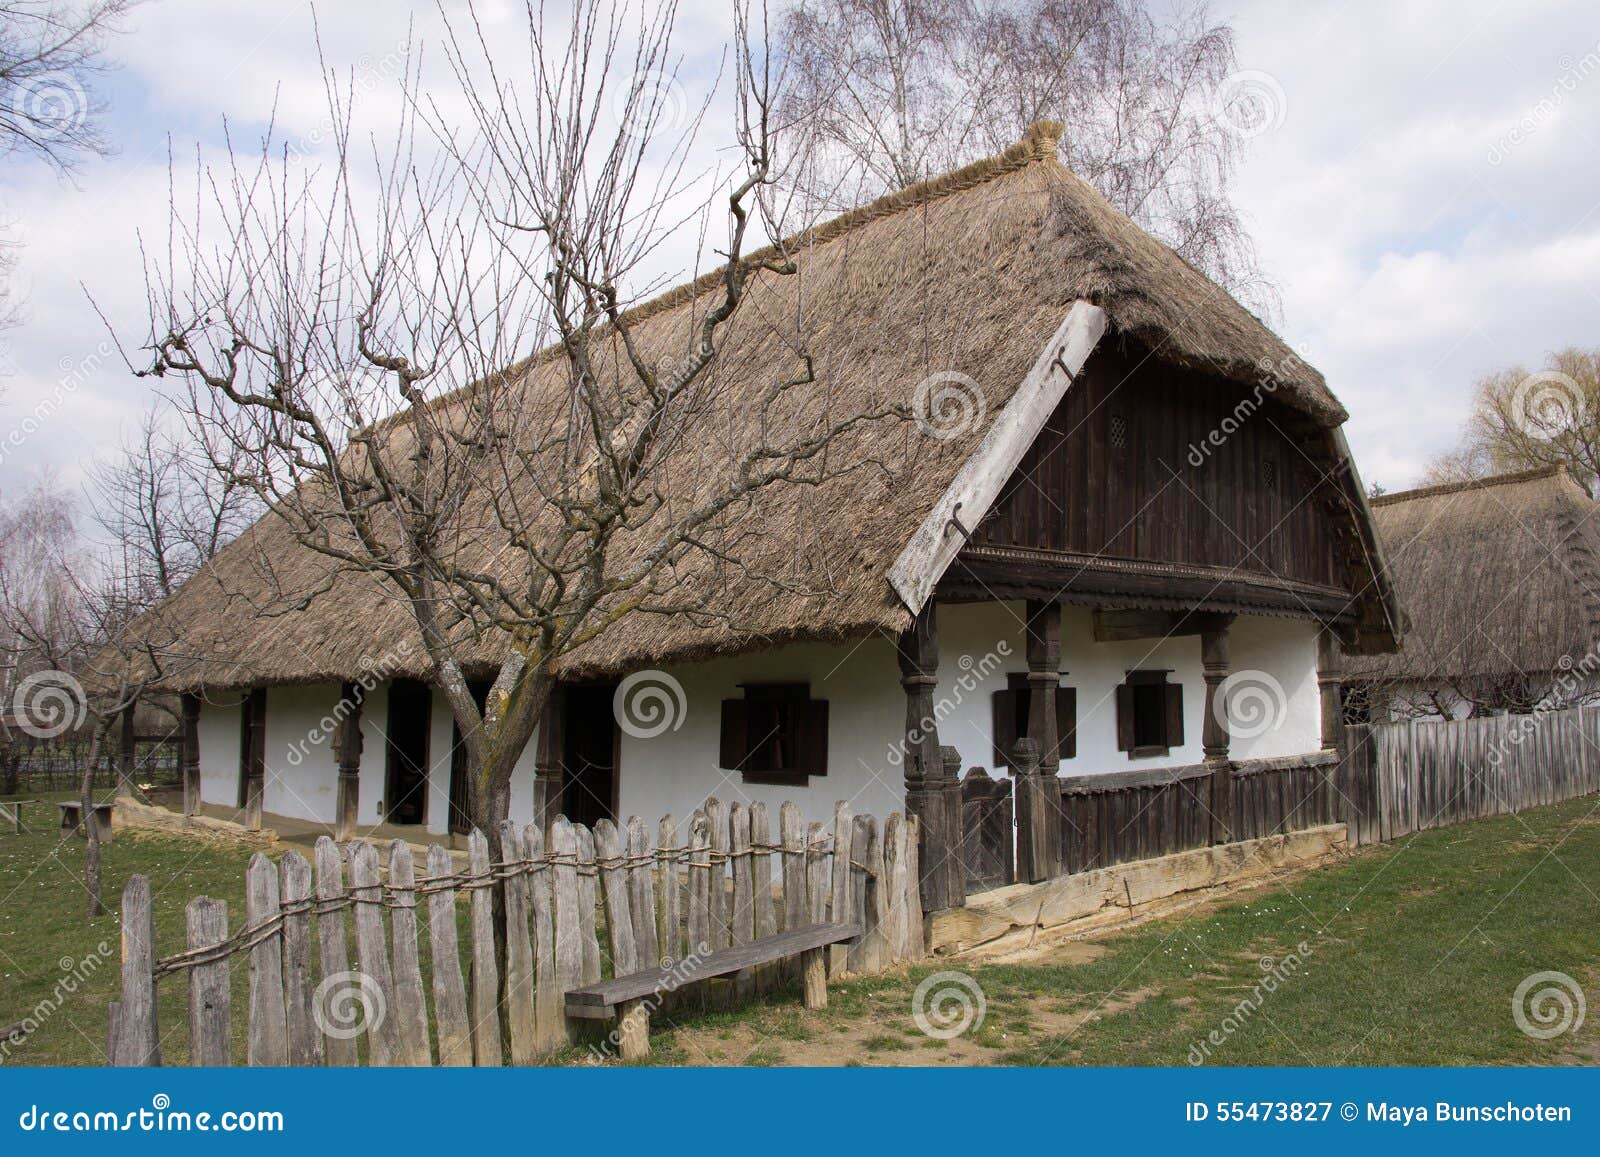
[720, 683, 829, 786]
[1116, 670, 1183, 758]
[991, 672, 1077, 768]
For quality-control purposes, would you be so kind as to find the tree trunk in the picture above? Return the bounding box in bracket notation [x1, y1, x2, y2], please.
[80, 723, 106, 918]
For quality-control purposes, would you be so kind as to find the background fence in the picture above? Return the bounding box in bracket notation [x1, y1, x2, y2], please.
[1342, 705, 1600, 845]
[107, 798, 922, 1067]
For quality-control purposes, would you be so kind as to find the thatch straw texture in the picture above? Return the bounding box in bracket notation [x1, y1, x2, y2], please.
[1347, 467, 1600, 682]
[115, 123, 1366, 693]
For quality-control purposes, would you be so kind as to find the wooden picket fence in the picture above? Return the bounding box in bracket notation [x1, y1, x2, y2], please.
[106, 798, 922, 1066]
[1341, 705, 1600, 845]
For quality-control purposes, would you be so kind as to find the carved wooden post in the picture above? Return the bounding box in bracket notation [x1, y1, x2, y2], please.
[1317, 628, 1344, 753]
[1317, 626, 1345, 826]
[534, 683, 566, 832]
[334, 681, 363, 842]
[1017, 600, 1062, 881]
[1201, 622, 1233, 845]
[117, 704, 137, 799]
[180, 694, 201, 817]
[940, 746, 966, 909]
[898, 603, 955, 911]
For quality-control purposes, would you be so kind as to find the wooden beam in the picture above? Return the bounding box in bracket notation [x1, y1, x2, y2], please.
[180, 693, 201, 817]
[1091, 608, 1237, 642]
[334, 682, 363, 842]
[1201, 622, 1234, 845]
[887, 301, 1107, 613]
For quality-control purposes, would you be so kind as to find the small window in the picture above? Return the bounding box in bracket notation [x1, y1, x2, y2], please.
[1263, 458, 1278, 488]
[1116, 670, 1183, 759]
[991, 672, 1077, 767]
[720, 683, 829, 786]
[1109, 413, 1128, 452]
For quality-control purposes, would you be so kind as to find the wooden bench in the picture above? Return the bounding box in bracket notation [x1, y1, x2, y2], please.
[566, 921, 860, 1059]
[58, 801, 114, 844]
[0, 800, 37, 834]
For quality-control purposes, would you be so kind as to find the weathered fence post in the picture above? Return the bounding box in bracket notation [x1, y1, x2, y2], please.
[245, 853, 287, 1066]
[524, 822, 564, 1054]
[346, 841, 398, 1066]
[279, 852, 323, 1066]
[551, 817, 585, 1041]
[466, 830, 503, 1066]
[828, 801, 853, 976]
[656, 815, 681, 965]
[425, 843, 473, 1066]
[386, 843, 432, 1065]
[498, 821, 538, 1065]
[112, 875, 160, 1065]
[594, 819, 647, 1061]
[313, 837, 359, 1067]
[185, 896, 230, 1066]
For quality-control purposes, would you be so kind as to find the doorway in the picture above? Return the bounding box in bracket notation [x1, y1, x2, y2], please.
[384, 679, 432, 825]
[561, 683, 618, 829]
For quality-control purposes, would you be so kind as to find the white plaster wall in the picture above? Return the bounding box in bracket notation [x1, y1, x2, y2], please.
[617, 638, 907, 830]
[189, 603, 1325, 833]
[195, 692, 246, 811]
[261, 682, 341, 824]
[1226, 616, 1323, 760]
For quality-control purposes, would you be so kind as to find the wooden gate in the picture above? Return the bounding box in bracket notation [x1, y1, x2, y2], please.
[960, 771, 1014, 894]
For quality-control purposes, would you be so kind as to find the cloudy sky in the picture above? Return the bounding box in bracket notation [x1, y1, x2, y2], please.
[0, 0, 1596, 497]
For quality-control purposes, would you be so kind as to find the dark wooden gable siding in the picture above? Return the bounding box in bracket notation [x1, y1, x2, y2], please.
[973, 341, 1342, 589]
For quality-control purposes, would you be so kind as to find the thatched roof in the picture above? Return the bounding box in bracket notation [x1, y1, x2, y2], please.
[111, 122, 1383, 694]
[1347, 467, 1600, 683]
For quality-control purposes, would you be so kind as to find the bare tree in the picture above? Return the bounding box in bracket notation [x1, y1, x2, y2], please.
[0, 0, 135, 173]
[0, 477, 173, 916]
[775, 0, 1270, 305]
[133, 0, 902, 847]
[1423, 347, 1600, 495]
[86, 405, 260, 609]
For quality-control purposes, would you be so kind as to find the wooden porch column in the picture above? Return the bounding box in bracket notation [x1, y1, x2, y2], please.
[1016, 600, 1062, 883]
[533, 684, 566, 832]
[334, 681, 364, 842]
[1201, 621, 1233, 845]
[117, 704, 137, 798]
[1317, 627, 1344, 753]
[180, 693, 201, 817]
[898, 602, 960, 911]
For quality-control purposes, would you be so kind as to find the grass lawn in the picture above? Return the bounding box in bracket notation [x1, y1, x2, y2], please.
[3, 789, 1599, 1067]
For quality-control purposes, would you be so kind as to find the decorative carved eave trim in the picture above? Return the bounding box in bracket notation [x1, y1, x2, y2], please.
[887, 301, 1108, 614]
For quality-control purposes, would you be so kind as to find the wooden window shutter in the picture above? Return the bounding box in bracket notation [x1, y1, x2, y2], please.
[1115, 683, 1136, 752]
[795, 698, 830, 776]
[719, 698, 748, 771]
[991, 688, 1020, 767]
[1164, 682, 1185, 748]
[1055, 686, 1077, 760]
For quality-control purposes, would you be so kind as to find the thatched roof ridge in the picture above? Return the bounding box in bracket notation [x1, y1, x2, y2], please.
[1348, 467, 1600, 683]
[112, 124, 1372, 693]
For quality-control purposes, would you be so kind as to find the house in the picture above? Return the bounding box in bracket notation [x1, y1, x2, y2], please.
[1345, 466, 1600, 719]
[108, 122, 1400, 908]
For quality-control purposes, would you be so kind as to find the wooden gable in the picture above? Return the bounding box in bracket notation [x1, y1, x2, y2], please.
[966, 340, 1348, 599]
